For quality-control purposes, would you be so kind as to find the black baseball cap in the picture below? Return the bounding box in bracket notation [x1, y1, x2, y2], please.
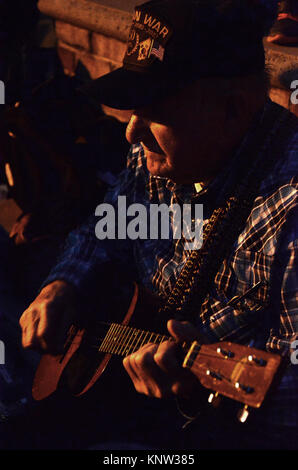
[81, 0, 278, 110]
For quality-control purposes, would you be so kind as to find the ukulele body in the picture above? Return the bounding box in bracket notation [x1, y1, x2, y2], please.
[32, 283, 164, 400]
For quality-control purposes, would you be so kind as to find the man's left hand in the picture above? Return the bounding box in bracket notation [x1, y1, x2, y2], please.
[123, 319, 203, 399]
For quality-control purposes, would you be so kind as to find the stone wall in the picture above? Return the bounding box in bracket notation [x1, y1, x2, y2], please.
[38, 0, 298, 120]
[55, 21, 126, 79]
[265, 40, 298, 117]
[38, 0, 136, 120]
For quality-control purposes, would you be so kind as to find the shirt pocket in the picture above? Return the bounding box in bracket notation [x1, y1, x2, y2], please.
[229, 249, 275, 307]
[203, 250, 275, 341]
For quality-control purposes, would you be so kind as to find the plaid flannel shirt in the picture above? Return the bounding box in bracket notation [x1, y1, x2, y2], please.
[44, 99, 298, 428]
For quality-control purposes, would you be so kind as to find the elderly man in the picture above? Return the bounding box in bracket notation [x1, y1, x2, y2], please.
[19, 0, 297, 450]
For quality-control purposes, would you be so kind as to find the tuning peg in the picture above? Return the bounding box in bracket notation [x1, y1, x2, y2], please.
[208, 392, 221, 408]
[247, 354, 267, 367]
[237, 405, 250, 423]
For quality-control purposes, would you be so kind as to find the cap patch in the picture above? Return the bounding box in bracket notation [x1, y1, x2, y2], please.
[124, 8, 173, 69]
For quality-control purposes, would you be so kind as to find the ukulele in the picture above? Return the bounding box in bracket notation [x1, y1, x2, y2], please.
[32, 284, 282, 421]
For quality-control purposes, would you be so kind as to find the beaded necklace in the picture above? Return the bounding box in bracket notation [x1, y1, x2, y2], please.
[159, 103, 297, 322]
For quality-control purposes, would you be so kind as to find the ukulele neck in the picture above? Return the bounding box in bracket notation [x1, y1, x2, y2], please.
[98, 323, 190, 358]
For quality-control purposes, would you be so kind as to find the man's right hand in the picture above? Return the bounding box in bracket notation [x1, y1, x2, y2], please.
[19, 280, 78, 354]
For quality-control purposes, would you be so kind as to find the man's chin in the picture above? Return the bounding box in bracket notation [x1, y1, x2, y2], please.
[146, 155, 171, 178]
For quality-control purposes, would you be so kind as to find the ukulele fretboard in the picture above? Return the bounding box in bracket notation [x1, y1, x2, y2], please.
[98, 323, 169, 357]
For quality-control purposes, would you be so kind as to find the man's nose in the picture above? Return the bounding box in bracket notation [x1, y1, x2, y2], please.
[126, 113, 148, 145]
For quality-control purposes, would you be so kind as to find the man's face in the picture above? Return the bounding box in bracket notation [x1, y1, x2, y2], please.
[126, 80, 228, 184]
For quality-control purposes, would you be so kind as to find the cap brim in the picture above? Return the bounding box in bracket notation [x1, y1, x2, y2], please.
[79, 67, 186, 110]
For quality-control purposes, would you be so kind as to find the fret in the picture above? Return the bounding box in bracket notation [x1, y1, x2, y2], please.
[99, 323, 170, 356]
[156, 334, 162, 344]
[118, 326, 133, 356]
[114, 323, 128, 354]
[119, 326, 141, 356]
[130, 328, 144, 354]
[152, 333, 160, 344]
[98, 328, 108, 352]
[181, 340, 190, 353]
[124, 327, 140, 356]
[139, 330, 150, 348]
[109, 323, 123, 354]
[133, 330, 148, 353]
[99, 323, 116, 353]
[104, 323, 120, 353]
[113, 325, 128, 355]
[147, 332, 155, 344]
[116, 325, 132, 356]
[116, 326, 127, 356]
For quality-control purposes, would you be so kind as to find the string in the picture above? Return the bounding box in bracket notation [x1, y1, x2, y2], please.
[186, 353, 256, 374]
[84, 340, 264, 378]
[186, 363, 252, 392]
[66, 323, 267, 392]
[66, 323, 264, 370]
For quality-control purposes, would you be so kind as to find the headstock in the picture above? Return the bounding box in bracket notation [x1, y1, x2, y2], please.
[183, 341, 281, 412]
